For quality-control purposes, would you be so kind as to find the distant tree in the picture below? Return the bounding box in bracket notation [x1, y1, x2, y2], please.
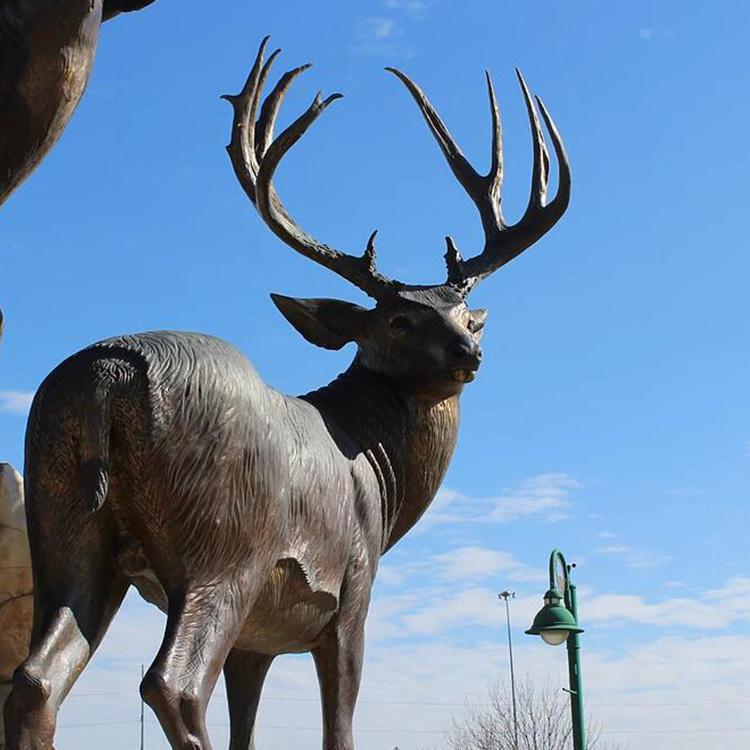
[441, 678, 625, 750]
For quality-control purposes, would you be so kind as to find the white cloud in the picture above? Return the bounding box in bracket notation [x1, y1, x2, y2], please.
[489, 474, 578, 523]
[431, 546, 545, 584]
[638, 27, 677, 43]
[365, 16, 400, 40]
[388, 581, 747, 640]
[0, 390, 34, 415]
[370, 560, 750, 642]
[375, 563, 406, 587]
[423, 473, 579, 527]
[576, 578, 750, 631]
[582, 592, 730, 629]
[704, 576, 750, 621]
[400, 586, 535, 635]
[597, 531, 617, 539]
[352, 15, 414, 58]
[598, 543, 669, 569]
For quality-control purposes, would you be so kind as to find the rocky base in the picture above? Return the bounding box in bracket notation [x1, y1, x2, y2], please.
[0, 464, 31, 750]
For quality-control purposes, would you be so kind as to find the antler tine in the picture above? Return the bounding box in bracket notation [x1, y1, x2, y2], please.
[224, 38, 397, 299]
[516, 69, 550, 210]
[252, 49, 284, 155]
[385, 68, 486, 205]
[388, 66, 570, 295]
[386, 67, 504, 251]
[458, 71, 571, 288]
[485, 71, 504, 205]
[255, 63, 312, 159]
[254, 89, 343, 241]
[535, 94, 572, 221]
[221, 37, 275, 200]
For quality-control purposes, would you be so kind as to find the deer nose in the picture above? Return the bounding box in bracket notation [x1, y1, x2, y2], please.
[450, 338, 483, 368]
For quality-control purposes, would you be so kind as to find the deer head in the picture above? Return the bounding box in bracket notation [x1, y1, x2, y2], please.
[223, 38, 570, 401]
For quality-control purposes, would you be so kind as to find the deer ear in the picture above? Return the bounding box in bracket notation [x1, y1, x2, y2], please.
[271, 294, 371, 350]
[469, 308, 488, 340]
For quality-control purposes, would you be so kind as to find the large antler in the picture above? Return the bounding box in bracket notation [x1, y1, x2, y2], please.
[386, 67, 571, 295]
[224, 37, 398, 299]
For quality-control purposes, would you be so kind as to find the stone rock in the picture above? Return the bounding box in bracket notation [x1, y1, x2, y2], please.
[0, 464, 31, 748]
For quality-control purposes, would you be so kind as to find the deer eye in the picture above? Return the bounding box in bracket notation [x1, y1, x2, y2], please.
[389, 315, 412, 333]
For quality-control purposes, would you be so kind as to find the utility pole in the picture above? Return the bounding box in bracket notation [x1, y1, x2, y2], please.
[498, 590, 519, 749]
[140, 664, 145, 750]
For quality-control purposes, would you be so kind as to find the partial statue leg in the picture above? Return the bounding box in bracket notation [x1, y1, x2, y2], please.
[4, 504, 127, 750]
[312, 554, 372, 750]
[223, 649, 275, 750]
[140, 579, 262, 750]
[312, 619, 366, 750]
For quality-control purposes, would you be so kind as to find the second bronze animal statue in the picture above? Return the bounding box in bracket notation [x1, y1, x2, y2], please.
[5, 37, 571, 750]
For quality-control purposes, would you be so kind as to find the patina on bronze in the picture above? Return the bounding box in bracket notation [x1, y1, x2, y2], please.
[5, 38, 571, 750]
[0, 0, 159, 208]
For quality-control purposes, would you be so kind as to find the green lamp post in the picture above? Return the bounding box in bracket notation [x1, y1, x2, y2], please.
[526, 549, 586, 750]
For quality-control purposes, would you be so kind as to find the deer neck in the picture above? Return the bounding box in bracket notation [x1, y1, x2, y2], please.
[302, 361, 461, 553]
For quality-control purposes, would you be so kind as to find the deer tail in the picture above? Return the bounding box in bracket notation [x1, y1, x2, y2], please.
[82, 384, 114, 514]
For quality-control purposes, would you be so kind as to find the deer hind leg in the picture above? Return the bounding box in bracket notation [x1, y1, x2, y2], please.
[4, 516, 127, 750]
[140, 581, 260, 750]
[223, 649, 275, 750]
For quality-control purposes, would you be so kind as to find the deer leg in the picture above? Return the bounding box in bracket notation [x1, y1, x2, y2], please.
[223, 649, 275, 750]
[311, 614, 367, 750]
[140, 583, 259, 750]
[4, 548, 127, 750]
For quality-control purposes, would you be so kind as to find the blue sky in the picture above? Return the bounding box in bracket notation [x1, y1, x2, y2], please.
[1, 1, 750, 748]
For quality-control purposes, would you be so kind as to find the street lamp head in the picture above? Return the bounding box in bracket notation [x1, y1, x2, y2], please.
[525, 587, 584, 646]
[498, 590, 516, 600]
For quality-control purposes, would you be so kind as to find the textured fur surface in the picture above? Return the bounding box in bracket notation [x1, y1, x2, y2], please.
[24, 331, 459, 649]
[9, 311, 471, 749]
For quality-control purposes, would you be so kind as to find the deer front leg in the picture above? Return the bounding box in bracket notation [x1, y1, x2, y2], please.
[312, 619, 365, 750]
[311, 550, 374, 750]
[223, 649, 274, 750]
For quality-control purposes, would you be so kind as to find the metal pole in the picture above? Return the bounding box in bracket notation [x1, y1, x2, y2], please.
[498, 590, 519, 749]
[140, 664, 145, 750]
[565, 579, 586, 750]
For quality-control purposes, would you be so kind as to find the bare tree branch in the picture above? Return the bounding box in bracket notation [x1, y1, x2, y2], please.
[436, 677, 624, 750]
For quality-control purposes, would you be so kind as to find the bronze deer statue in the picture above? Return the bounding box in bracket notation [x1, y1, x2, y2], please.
[4, 37, 570, 750]
[0, 0, 159, 207]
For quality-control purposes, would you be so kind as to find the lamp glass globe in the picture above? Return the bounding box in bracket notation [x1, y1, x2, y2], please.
[541, 630, 569, 646]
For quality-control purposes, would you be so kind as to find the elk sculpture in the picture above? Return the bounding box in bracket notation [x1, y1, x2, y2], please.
[5, 37, 570, 750]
